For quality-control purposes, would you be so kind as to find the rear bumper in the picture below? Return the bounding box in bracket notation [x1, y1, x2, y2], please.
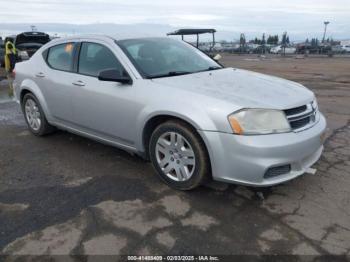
[199, 113, 327, 187]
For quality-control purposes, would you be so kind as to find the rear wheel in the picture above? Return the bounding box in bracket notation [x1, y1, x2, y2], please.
[149, 120, 210, 190]
[22, 93, 55, 136]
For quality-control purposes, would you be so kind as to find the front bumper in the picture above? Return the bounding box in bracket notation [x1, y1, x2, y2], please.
[199, 113, 327, 187]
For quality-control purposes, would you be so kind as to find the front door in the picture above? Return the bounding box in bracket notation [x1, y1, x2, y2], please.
[71, 41, 139, 147]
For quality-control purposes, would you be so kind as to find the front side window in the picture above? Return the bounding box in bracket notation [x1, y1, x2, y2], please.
[117, 38, 222, 78]
[78, 42, 123, 77]
[47, 42, 76, 71]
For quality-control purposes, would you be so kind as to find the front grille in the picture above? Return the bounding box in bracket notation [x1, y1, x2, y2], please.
[284, 103, 317, 131]
[284, 105, 307, 116]
[290, 116, 311, 129]
[264, 165, 291, 178]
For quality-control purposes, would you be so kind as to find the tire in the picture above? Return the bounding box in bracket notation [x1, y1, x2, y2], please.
[149, 120, 211, 190]
[22, 93, 55, 136]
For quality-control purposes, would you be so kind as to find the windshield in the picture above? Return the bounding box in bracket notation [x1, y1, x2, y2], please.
[117, 38, 222, 79]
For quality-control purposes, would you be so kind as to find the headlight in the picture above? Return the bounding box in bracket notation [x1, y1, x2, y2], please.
[228, 109, 291, 135]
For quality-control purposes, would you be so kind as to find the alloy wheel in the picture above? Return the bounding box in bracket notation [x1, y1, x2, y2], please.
[155, 131, 196, 182]
[25, 98, 41, 131]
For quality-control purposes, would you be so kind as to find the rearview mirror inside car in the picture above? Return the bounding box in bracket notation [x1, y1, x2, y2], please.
[98, 69, 132, 84]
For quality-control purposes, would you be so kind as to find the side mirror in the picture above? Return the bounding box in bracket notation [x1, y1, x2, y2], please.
[213, 54, 222, 61]
[98, 69, 132, 84]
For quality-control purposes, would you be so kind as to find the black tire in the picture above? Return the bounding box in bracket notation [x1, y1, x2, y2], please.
[149, 120, 211, 190]
[22, 93, 55, 136]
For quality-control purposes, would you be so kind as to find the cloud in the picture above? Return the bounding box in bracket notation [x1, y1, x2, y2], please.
[0, 0, 349, 39]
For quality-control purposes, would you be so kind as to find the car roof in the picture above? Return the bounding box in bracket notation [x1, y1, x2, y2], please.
[50, 34, 117, 42]
[48, 35, 175, 46]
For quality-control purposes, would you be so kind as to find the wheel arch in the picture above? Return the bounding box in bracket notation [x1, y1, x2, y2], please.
[141, 114, 212, 170]
[18, 80, 51, 120]
[20, 89, 32, 103]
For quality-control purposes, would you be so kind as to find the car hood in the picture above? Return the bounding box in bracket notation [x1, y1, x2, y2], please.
[152, 68, 314, 110]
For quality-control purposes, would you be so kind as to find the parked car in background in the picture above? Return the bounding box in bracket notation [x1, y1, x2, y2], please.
[246, 43, 260, 53]
[297, 44, 332, 55]
[286, 47, 297, 54]
[342, 45, 350, 53]
[220, 43, 239, 53]
[14, 32, 51, 61]
[269, 45, 280, 54]
[252, 45, 272, 54]
[270, 45, 296, 54]
[212, 43, 223, 52]
[332, 45, 346, 54]
[13, 35, 326, 190]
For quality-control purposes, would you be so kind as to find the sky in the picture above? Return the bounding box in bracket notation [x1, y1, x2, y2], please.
[1, 0, 350, 40]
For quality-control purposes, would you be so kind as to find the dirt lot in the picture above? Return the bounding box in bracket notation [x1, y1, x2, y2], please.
[0, 55, 349, 259]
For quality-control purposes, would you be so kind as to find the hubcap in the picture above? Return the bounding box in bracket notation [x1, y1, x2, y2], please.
[155, 132, 196, 182]
[25, 98, 41, 131]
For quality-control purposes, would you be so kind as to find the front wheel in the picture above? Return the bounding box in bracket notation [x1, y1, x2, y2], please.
[149, 120, 211, 190]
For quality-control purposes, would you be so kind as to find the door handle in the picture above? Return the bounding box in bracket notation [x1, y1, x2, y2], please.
[72, 80, 86, 87]
[35, 72, 45, 78]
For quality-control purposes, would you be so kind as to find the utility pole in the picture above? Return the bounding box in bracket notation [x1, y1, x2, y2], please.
[322, 21, 330, 43]
[262, 33, 266, 54]
[239, 33, 246, 54]
[282, 31, 288, 56]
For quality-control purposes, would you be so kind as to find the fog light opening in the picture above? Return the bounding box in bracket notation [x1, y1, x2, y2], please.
[264, 165, 291, 179]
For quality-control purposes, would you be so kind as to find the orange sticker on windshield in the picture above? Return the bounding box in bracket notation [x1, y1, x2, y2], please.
[65, 43, 74, 53]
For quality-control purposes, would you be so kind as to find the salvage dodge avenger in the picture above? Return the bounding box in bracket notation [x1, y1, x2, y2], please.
[13, 35, 327, 190]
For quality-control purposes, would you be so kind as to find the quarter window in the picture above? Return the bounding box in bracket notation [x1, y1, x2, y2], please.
[47, 43, 76, 71]
[78, 42, 123, 77]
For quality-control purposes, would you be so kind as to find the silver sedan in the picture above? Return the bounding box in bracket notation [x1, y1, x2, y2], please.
[13, 35, 327, 190]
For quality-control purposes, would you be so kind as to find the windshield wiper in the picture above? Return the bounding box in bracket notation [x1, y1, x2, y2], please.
[199, 66, 223, 72]
[147, 71, 192, 79]
[209, 66, 223, 70]
[147, 67, 222, 79]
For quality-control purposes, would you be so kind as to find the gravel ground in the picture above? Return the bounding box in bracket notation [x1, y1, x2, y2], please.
[0, 55, 349, 259]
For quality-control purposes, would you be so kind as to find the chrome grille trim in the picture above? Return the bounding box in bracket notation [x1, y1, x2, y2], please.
[284, 103, 318, 132]
[284, 105, 307, 116]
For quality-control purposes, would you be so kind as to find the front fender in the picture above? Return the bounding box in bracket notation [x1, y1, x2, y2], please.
[134, 104, 218, 152]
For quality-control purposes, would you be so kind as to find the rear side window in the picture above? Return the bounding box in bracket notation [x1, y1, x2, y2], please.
[78, 42, 123, 77]
[47, 43, 76, 71]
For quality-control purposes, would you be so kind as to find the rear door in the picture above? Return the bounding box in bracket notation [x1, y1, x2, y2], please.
[70, 41, 138, 147]
[40, 42, 78, 123]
